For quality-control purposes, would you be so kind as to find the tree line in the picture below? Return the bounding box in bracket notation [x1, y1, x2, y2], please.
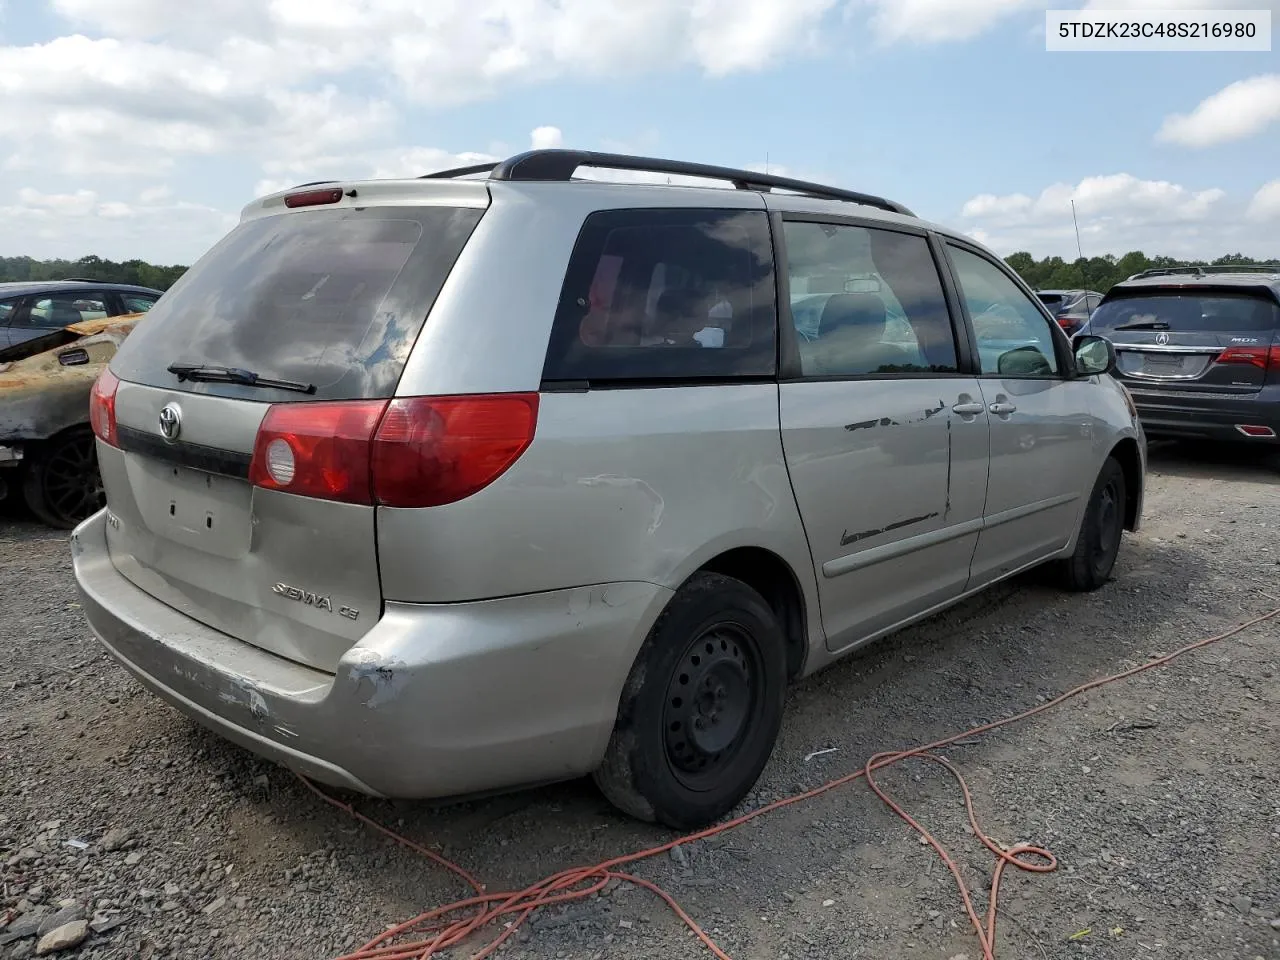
[4, 250, 1278, 299]
[1005, 251, 1279, 293]
[0, 255, 188, 291]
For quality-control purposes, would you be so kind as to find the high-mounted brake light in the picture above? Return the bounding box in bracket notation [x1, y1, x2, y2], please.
[247, 393, 539, 507]
[89, 369, 120, 447]
[284, 187, 344, 208]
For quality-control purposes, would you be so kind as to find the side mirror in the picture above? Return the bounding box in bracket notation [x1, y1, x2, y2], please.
[996, 344, 1053, 376]
[1073, 334, 1116, 377]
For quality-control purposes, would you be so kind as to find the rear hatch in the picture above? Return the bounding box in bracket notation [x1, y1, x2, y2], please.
[1088, 287, 1280, 394]
[99, 189, 486, 671]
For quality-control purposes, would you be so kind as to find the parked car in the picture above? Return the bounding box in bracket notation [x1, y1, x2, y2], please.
[1083, 265, 1280, 458]
[0, 314, 145, 527]
[70, 150, 1145, 829]
[1036, 288, 1103, 335]
[0, 280, 160, 349]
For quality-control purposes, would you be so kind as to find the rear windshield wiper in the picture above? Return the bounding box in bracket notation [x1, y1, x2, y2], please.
[167, 362, 316, 394]
[1110, 320, 1171, 331]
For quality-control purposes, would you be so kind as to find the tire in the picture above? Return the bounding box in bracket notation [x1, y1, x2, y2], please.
[1055, 456, 1126, 592]
[593, 572, 787, 830]
[23, 427, 105, 530]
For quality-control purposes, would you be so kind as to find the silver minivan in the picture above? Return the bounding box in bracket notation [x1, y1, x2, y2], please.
[72, 151, 1145, 829]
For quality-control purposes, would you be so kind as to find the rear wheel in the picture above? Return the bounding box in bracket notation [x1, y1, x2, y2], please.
[1055, 456, 1126, 592]
[23, 427, 104, 530]
[593, 572, 786, 830]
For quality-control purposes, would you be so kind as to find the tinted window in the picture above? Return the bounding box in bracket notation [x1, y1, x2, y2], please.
[948, 245, 1060, 376]
[23, 293, 108, 328]
[1088, 292, 1279, 334]
[1037, 293, 1065, 311]
[0, 297, 17, 325]
[783, 221, 958, 377]
[121, 294, 159, 313]
[543, 208, 776, 382]
[111, 206, 484, 401]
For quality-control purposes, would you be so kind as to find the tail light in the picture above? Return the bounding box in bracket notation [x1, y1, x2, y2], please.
[1055, 314, 1073, 329]
[89, 369, 120, 447]
[248, 393, 539, 508]
[249, 400, 387, 503]
[1216, 345, 1280, 371]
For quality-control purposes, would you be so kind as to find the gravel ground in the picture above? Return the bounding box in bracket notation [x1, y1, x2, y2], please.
[2, 442, 1278, 960]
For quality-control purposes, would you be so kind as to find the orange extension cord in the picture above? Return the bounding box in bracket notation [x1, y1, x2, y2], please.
[300, 604, 1280, 960]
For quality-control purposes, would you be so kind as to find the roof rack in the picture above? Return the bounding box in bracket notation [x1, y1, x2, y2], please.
[1128, 263, 1280, 280]
[422, 149, 915, 217]
[59, 277, 103, 283]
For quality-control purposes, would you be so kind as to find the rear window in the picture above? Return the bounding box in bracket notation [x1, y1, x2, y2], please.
[110, 205, 484, 401]
[1089, 292, 1280, 334]
[1037, 293, 1066, 309]
[542, 208, 776, 383]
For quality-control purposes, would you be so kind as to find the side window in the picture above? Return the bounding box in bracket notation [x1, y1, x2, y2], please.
[121, 294, 159, 313]
[0, 297, 18, 326]
[782, 221, 959, 378]
[543, 208, 776, 382]
[947, 245, 1061, 377]
[23, 294, 107, 328]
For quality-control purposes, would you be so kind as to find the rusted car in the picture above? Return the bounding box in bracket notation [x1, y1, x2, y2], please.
[0, 314, 143, 528]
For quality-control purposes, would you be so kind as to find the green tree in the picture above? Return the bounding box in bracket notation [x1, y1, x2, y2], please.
[0, 255, 187, 290]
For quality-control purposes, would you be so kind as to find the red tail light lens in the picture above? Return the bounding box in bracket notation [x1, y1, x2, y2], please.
[1217, 345, 1269, 369]
[247, 393, 539, 507]
[89, 369, 120, 447]
[249, 400, 388, 504]
[1055, 314, 1072, 328]
[372, 394, 539, 508]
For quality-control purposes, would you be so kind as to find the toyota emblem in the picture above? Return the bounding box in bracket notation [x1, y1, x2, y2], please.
[1155, 332, 1170, 345]
[158, 403, 182, 442]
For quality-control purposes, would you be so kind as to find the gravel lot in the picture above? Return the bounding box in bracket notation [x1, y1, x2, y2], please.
[2, 442, 1278, 960]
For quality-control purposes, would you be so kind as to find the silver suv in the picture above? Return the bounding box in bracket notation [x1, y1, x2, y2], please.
[71, 150, 1145, 829]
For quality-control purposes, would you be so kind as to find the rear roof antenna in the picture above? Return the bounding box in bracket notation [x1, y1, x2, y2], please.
[1071, 199, 1093, 294]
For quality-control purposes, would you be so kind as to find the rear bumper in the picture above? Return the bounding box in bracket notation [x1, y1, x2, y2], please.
[1129, 389, 1280, 445]
[72, 509, 671, 799]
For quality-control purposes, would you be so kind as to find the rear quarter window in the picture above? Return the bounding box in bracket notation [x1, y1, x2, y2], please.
[542, 208, 777, 383]
[110, 205, 484, 401]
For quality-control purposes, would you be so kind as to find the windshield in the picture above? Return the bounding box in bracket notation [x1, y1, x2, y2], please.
[110, 205, 484, 401]
[1089, 292, 1279, 335]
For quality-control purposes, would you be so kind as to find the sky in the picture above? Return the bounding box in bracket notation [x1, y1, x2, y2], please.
[1, 0, 1278, 266]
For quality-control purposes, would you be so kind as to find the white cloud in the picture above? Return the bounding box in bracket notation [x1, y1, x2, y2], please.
[859, 0, 1039, 44]
[17, 187, 99, 217]
[0, 187, 235, 262]
[1157, 74, 1280, 148]
[1247, 180, 1280, 222]
[1, 1, 849, 189]
[955, 173, 1277, 260]
[530, 126, 564, 150]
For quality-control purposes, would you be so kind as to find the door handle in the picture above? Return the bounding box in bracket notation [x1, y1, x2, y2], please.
[989, 402, 1017, 416]
[952, 402, 985, 415]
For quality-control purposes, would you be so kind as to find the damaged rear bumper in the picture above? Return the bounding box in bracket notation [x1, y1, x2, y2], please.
[71, 509, 670, 799]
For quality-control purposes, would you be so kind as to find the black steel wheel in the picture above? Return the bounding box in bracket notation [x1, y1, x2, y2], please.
[662, 625, 760, 791]
[594, 572, 786, 829]
[1056, 456, 1126, 592]
[23, 427, 104, 529]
